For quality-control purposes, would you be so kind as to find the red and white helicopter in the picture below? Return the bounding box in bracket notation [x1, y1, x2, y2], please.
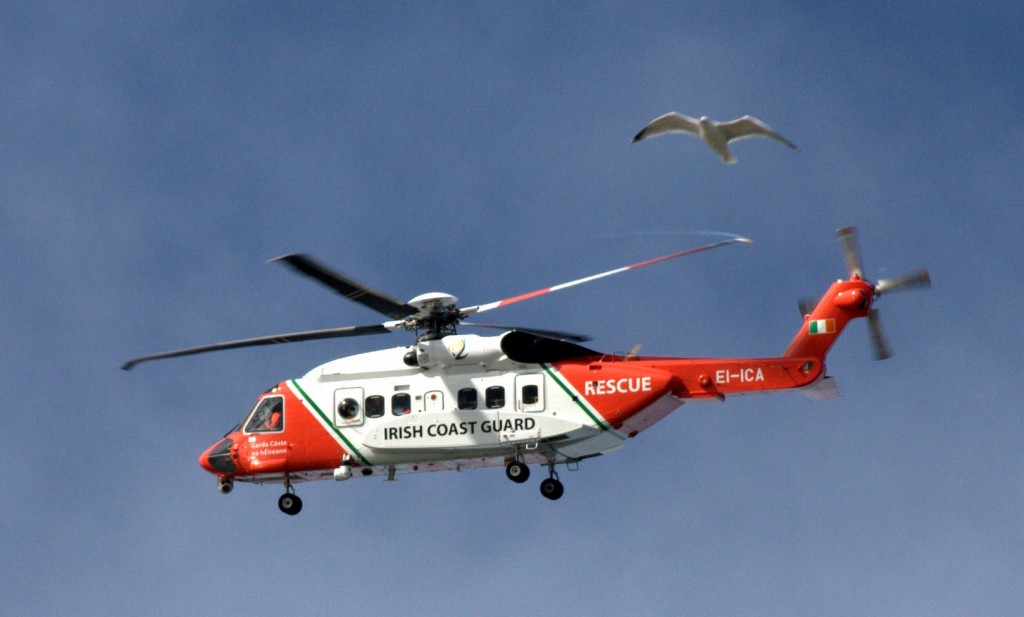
[124, 227, 928, 515]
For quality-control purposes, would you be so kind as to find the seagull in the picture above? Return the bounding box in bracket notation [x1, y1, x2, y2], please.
[632, 112, 799, 164]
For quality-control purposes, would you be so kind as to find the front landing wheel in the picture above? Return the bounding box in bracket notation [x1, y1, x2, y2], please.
[506, 461, 530, 484]
[278, 493, 303, 515]
[539, 478, 564, 500]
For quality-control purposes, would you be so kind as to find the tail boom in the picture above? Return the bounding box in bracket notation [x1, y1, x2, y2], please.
[661, 357, 825, 399]
[783, 277, 874, 361]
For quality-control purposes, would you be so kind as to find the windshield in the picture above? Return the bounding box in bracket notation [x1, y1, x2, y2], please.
[244, 396, 285, 433]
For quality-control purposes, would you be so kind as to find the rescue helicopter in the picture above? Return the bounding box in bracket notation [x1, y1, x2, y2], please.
[123, 227, 929, 515]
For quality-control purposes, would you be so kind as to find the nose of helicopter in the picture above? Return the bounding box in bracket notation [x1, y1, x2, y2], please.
[199, 437, 238, 475]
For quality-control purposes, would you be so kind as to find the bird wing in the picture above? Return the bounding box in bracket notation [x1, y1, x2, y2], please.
[632, 112, 700, 142]
[719, 116, 799, 150]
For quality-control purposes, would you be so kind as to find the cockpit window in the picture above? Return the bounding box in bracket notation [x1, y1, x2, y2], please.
[245, 396, 285, 433]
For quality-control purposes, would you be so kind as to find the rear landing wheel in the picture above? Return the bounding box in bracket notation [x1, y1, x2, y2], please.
[505, 461, 530, 484]
[278, 493, 303, 515]
[539, 477, 564, 500]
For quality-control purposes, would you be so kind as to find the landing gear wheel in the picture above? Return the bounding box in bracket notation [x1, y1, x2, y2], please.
[505, 461, 530, 484]
[539, 477, 564, 500]
[278, 492, 303, 515]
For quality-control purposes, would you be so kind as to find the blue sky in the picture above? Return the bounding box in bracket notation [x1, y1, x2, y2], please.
[2, 3, 1022, 615]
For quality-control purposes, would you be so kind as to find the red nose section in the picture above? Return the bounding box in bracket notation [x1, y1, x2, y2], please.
[200, 437, 238, 476]
[198, 450, 214, 473]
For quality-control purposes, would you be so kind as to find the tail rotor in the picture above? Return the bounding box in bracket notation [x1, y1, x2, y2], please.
[875, 269, 932, 296]
[835, 227, 931, 360]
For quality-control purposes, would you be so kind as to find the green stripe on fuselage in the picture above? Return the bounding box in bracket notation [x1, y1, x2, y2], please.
[289, 379, 372, 466]
[540, 363, 611, 431]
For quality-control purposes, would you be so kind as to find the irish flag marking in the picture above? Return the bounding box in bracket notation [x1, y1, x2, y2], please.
[809, 318, 835, 334]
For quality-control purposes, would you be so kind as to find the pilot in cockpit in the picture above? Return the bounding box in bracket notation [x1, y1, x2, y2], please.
[245, 397, 284, 433]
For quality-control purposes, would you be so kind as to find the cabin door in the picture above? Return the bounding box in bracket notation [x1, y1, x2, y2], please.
[515, 374, 545, 413]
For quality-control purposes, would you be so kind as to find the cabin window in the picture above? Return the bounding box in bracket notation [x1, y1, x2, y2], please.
[458, 388, 478, 410]
[485, 386, 505, 409]
[244, 396, 284, 433]
[516, 374, 545, 412]
[337, 398, 360, 421]
[392, 393, 411, 415]
[366, 395, 385, 418]
[333, 388, 364, 426]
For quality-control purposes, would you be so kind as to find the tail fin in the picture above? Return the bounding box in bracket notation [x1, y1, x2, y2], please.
[785, 226, 930, 364]
[783, 277, 874, 361]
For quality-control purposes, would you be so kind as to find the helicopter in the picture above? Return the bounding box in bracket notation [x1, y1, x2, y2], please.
[123, 227, 929, 515]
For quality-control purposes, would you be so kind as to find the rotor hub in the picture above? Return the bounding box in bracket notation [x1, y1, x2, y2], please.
[404, 292, 462, 339]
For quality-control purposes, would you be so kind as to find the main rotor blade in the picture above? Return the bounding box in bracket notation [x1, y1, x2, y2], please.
[122, 324, 392, 370]
[875, 269, 931, 296]
[462, 235, 752, 317]
[271, 254, 417, 320]
[836, 226, 864, 278]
